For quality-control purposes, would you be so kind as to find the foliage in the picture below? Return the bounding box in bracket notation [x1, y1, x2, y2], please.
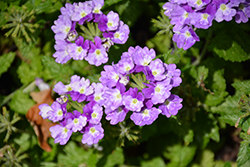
[0, 0, 250, 167]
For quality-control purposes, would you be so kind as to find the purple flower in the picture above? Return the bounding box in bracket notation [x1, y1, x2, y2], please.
[72, 77, 94, 102]
[52, 15, 72, 41]
[130, 107, 162, 126]
[214, 0, 236, 22]
[122, 87, 144, 112]
[48, 101, 66, 122]
[103, 88, 123, 111]
[159, 94, 183, 118]
[53, 75, 80, 95]
[188, 0, 211, 10]
[111, 21, 130, 44]
[88, 104, 103, 124]
[71, 2, 93, 22]
[117, 56, 134, 75]
[106, 11, 120, 31]
[91, 83, 106, 105]
[60, 3, 75, 17]
[53, 40, 71, 64]
[148, 59, 167, 81]
[99, 65, 120, 88]
[50, 123, 72, 145]
[173, 26, 200, 50]
[132, 46, 156, 67]
[152, 80, 172, 104]
[85, 36, 108, 66]
[81, 123, 104, 145]
[105, 106, 129, 125]
[66, 110, 87, 132]
[92, 0, 104, 14]
[68, 36, 90, 60]
[39, 103, 52, 119]
[230, 1, 250, 23]
[165, 63, 182, 87]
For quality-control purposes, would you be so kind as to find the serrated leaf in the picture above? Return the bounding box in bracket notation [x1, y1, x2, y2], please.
[141, 157, 165, 167]
[14, 133, 37, 153]
[190, 65, 209, 83]
[103, 147, 124, 167]
[17, 47, 43, 85]
[232, 80, 250, 94]
[58, 141, 94, 167]
[199, 150, 215, 167]
[209, 31, 250, 62]
[8, 90, 35, 115]
[41, 56, 73, 82]
[0, 52, 15, 77]
[237, 141, 250, 167]
[163, 144, 196, 167]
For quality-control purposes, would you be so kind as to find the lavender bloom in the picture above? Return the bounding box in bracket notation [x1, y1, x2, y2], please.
[105, 106, 129, 125]
[85, 36, 108, 66]
[48, 101, 66, 122]
[165, 63, 182, 87]
[89, 104, 103, 124]
[148, 59, 167, 81]
[39, 103, 52, 119]
[173, 26, 200, 50]
[72, 77, 94, 102]
[103, 88, 123, 111]
[50, 123, 72, 145]
[188, 0, 211, 10]
[60, 3, 75, 17]
[53, 40, 71, 64]
[66, 110, 87, 132]
[130, 107, 162, 126]
[214, 0, 236, 22]
[106, 11, 120, 31]
[117, 56, 134, 75]
[230, 0, 250, 23]
[132, 46, 156, 67]
[52, 15, 72, 41]
[82, 123, 104, 145]
[53, 75, 80, 95]
[99, 65, 120, 88]
[122, 87, 144, 112]
[68, 36, 89, 60]
[150, 79, 172, 104]
[159, 94, 183, 118]
[91, 83, 106, 105]
[92, 0, 104, 14]
[35, 78, 50, 91]
[71, 2, 93, 22]
[111, 21, 130, 44]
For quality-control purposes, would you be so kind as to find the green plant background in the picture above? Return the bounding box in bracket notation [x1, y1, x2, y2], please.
[1, 0, 250, 166]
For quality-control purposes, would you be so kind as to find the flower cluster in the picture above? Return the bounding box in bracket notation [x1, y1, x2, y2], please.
[52, 0, 129, 66]
[163, 0, 250, 50]
[39, 46, 183, 145]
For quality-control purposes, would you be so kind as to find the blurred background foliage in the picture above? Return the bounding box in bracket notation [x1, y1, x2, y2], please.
[1, 0, 250, 166]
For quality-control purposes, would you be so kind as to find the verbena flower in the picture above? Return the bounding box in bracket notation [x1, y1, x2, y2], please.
[51, 0, 129, 65]
[39, 46, 183, 145]
[162, 0, 250, 50]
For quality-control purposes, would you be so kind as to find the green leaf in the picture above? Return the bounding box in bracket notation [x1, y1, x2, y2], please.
[163, 144, 196, 167]
[8, 90, 35, 115]
[14, 133, 37, 153]
[17, 47, 43, 85]
[0, 52, 15, 77]
[237, 141, 250, 167]
[103, 0, 122, 8]
[208, 24, 250, 62]
[199, 150, 215, 167]
[141, 157, 165, 167]
[41, 56, 73, 82]
[232, 80, 250, 94]
[58, 141, 95, 167]
[103, 147, 124, 167]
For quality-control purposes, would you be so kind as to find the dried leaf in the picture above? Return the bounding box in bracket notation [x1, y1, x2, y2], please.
[26, 89, 56, 152]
